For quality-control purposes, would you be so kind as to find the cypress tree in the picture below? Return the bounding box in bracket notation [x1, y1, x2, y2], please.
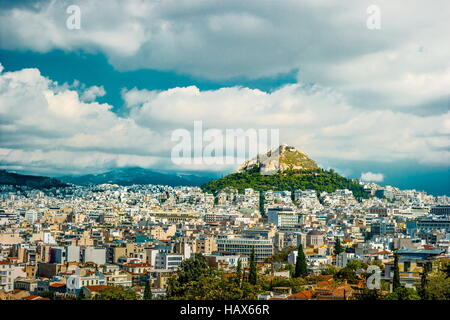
[334, 237, 344, 256]
[393, 252, 401, 291]
[259, 191, 265, 216]
[419, 262, 431, 299]
[294, 243, 308, 277]
[236, 258, 242, 287]
[143, 280, 153, 300]
[248, 247, 257, 285]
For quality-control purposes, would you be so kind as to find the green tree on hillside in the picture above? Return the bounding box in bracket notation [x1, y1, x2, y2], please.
[422, 271, 450, 300]
[294, 243, 308, 277]
[166, 254, 262, 300]
[384, 287, 420, 300]
[321, 265, 338, 275]
[346, 259, 368, 271]
[393, 252, 401, 291]
[248, 247, 257, 285]
[201, 169, 370, 200]
[334, 267, 358, 284]
[94, 286, 138, 300]
[259, 191, 265, 216]
[334, 237, 344, 256]
[235, 259, 242, 287]
[419, 262, 431, 300]
[143, 280, 153, 300]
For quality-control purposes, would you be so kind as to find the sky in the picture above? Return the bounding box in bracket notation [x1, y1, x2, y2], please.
[0, 0, 449, 195]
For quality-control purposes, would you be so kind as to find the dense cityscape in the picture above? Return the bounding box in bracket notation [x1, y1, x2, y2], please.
[1, 158, 449, 300]
[0, 0, 449, 311]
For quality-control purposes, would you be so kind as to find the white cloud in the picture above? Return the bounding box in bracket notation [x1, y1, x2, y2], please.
[0, 67, 168, 174]
[80, 85, 106, 102]
[1, 0, 449, 113]
[122, 83, 450, 166]
[360, 172, 385, 182]
[0, 66, 449, 175]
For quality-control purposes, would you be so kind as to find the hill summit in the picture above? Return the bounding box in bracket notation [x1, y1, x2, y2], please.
[201, 145, 369, 200]
[237, 144, 320, 174]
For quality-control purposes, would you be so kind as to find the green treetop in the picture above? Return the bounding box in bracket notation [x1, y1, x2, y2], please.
[393, 252, 401, 291]
[143, 280, 153, 300]
[248, 247, 258, 285]
[334, 237, 344, 256]
[294, 243, 308, 277]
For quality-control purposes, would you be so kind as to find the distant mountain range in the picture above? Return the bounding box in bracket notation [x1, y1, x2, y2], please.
[201, 144, 370, 199]
[0, 146, 369, 198]
[58, 167, 218, 187]
[0, 168, 218, 188]
[0, 170, 67, 189]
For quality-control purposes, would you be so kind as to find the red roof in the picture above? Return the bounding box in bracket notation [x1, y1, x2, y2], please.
[372, 250, 392, 255]
[317, 280, 334, 286]
[123, 263, 151, 267]
[84, 285, 109, 292]
[289, 290, 315, 300]
[23, 295, 50, 300]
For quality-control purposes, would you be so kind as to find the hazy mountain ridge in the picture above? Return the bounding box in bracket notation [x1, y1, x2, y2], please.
[59, 167, 216, 187]
[0, 170, 67, 189]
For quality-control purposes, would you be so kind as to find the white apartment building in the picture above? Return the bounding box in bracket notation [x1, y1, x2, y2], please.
[267, 208, 301, 228]
[0, 261, 14, 292]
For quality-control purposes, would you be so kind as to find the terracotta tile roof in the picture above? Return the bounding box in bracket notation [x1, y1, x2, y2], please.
[11, 289, 25, 294]
[316, 285, 353, 298]
[372, 250, 391, 255]
[23, 295, 50, 300]
[84, 285, 109, 292]
[316, 280, 334, 286]
[123, 263, 152, 267]
[288, 290, 315, 300]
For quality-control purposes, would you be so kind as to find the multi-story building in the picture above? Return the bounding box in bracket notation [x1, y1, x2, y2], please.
[430, 205, 450, 217]
[335, 252, 356, 268]
[370, 219, 395, 237]
[14, 277, 39, 293]
[267, 208, 301, 228]
[82, 247, 106, 265]
[216, 238, 273, 263]
[155, 253, 185, 270]
[0, 261, 14, 292]
[65, 273, 105, 295]
[207, 252, 248, 270]
[0, 211, 18, 226]
[306, 230, 325, 247]
[195, 236, 217, 255]
[384, 248, 445, 288]
[417, 218, 450, 232]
